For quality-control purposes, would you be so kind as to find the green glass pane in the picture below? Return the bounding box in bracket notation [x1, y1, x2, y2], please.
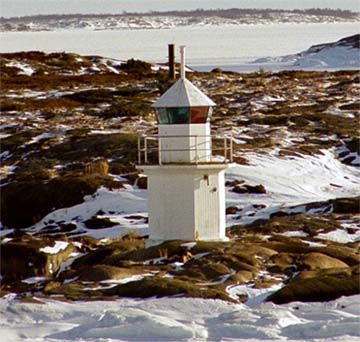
[168, 107, 190, 124]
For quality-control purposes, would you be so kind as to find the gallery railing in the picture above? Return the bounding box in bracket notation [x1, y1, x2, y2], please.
[137, 133, 233, 165]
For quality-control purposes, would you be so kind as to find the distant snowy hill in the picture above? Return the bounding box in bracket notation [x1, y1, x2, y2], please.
[254, 34, 360, 69]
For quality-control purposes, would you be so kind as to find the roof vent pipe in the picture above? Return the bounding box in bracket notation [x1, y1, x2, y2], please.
[168, 44, 175, 80]
[180, 45, 186, 80]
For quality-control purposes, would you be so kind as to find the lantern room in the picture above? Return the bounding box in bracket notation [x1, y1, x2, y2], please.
[151, 46, 216, 164]
[153, 78, 215, 124]
[153, 46, 215, 125]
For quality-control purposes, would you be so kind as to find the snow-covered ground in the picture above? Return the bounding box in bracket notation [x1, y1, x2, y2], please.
[226, 149, 360, 225]
[1, 48, 359, 341]
[1, 293, 359, 342]
[2, 148, 359, 342]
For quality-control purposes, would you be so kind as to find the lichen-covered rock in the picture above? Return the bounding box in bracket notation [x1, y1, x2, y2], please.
[268, 253, 296, 273]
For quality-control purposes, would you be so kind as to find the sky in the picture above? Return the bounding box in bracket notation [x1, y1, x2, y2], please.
[0, 0, 359, 18]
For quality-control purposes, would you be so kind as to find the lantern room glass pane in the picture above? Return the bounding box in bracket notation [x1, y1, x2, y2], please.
[168, 107, 190, 124]
[155, 106, 213, 124]
[156, 108, 169, 124]
[190, 106, 210, 123]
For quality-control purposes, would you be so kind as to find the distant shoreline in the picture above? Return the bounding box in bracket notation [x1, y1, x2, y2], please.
[2, 8, 359, 20]
[192, 63, 360, 73]
[1, 8, 358, 32]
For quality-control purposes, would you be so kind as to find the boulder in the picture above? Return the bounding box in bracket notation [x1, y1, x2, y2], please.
[72, 238, 144, 268]
[1, 236, 75, 283]
[294, 267, 352, 280]
[268, 253, 296, 273]
[254, 278, 281, 289]
[237, 214, 340, 236]
[176, 259, 231, 282]
[314, 246, 360, 266]
[136, 176, 148, 189]
[78, 265, 144, 282]
[226, 206, 239, 215]
[225, 242, 278, 258]
[299, 252, 349, 270]
[232, 184, 266, 194]
[212, 254, 260, 273]
[225, 180, 244, 187]
[331, 196, 360, 214]
[228, 270, 254, 284]
[84, 216, 118, 229]
[267, 273, 359, 304]
[106, 277, 235, 302]
[44, 281, 107, 301]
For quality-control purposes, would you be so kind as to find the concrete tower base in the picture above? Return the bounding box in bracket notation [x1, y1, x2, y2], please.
[140, 163, 230, 245]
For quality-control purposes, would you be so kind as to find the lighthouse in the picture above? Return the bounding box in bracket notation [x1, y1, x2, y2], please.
[138, 46, 232, 246]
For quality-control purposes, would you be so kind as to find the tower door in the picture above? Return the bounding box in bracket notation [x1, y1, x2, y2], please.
[195, 173, 220, 240]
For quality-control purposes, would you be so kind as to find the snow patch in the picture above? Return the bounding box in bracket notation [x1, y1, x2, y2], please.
[317, 229, 360, 244]
[280, 231, 308, 238]
[21, 277, 49, 284]
[7, 61, 35, 76]
[226, 149, 360, 225]
[39, 241, 69, 254]
[31, 187, 148, 238]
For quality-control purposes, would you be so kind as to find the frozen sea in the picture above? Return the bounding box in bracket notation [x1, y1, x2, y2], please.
[0, 22, 358, 72]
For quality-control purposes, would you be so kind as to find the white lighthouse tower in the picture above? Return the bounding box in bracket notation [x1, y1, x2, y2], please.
[138, 46, 232, 246]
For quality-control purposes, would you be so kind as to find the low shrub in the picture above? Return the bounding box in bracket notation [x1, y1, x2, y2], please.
[63, 88, 114, 104]
[119, 58, 152, 74]
[0, 100, 24, 112]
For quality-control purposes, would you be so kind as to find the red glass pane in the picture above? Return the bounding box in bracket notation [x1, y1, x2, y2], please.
[190, 107, 209, 123]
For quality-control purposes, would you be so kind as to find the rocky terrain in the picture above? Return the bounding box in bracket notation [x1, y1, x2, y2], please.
[1, 51, 359, 308]
[1, 8, 358, 32]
